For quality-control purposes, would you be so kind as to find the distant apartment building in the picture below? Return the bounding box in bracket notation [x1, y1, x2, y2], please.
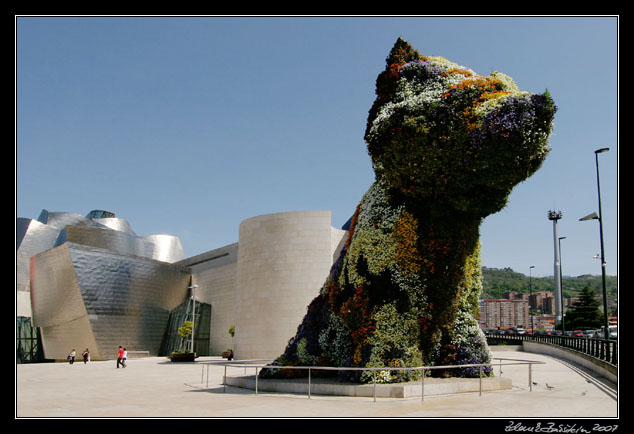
[502, 291, 526, 300]
[498, 291, 555, 316]
[529, 291, 554, 314]
[479, 299, 529, 330]
[540, 295, 554, 314]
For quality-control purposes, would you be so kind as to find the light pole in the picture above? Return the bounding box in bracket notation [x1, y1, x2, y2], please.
[529, 265, 535, 333]
[548, 210, 563, 328]
[188, 284, 199, 353]
[558, 237, 566, 334]
[579, 147, 610, 342]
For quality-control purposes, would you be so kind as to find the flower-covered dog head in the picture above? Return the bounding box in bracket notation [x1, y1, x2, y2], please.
[365, 38, 556, 217]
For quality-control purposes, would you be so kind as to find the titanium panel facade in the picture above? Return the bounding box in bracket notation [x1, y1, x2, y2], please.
[16, 218, 59, 293]
[30, 243, 191, 360]
[17, 209, 186, 319]
[139, 234, 186, 263]
[56, 225, 143, 257]
[36, 210, 87, 229]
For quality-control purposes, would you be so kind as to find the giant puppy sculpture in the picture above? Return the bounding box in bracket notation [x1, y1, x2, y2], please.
[262, 38, 556, 383]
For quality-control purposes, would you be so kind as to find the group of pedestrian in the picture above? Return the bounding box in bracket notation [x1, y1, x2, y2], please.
[117, 346, 127, 368]
[67, 348, 90, 364]
[67, 346, 128, 368]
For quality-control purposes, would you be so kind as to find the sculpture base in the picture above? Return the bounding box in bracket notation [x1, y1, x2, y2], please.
[224, 375, 512, 399]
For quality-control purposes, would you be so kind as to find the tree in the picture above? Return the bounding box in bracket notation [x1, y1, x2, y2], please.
[563, 287, 603, 330]
[177, 321, 193, 352]
[228, 324, 235, 350]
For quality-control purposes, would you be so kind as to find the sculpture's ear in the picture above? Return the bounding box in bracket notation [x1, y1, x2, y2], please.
[365, 38, 424, 143]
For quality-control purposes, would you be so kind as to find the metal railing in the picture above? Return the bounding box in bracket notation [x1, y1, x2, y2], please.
[485, 332, 617, 365]
[198, 359, 270, 389]
[197, 357, 545, 402]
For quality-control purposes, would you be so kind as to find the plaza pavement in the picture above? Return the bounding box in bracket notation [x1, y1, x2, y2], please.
[15, 349, 618, 419]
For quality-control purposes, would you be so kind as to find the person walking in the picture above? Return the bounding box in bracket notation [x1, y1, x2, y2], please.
[68, 349, 76, 364]
[122, 348, 127, 368]
[117, 346, 125, 368]
[82, 348, 90, 364]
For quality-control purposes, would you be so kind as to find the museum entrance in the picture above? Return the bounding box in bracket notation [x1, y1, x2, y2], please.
[160, 299, 211, 356]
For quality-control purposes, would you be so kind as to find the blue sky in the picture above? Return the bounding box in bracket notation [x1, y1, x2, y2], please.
[16, 16, 618, 278]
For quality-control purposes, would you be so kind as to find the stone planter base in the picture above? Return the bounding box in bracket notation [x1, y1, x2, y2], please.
[170, 352, 196, 362]
[225, 375, 512, 398]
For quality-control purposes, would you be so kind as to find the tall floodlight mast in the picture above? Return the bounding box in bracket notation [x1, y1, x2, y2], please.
[548, 210, 563, 327]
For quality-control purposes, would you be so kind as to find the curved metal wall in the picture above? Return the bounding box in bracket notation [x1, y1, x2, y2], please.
[30, 243, 191, 360]
[37, 210, 87, 229]
[91, 217, 136, 234]
[17, 209, 186, 289]
[59, 225, 143, 257]
[16, 209, 188, 350]
[16, 218, 59, 293]
[19, 209, 186, 264]
[139, 234, 186, 263]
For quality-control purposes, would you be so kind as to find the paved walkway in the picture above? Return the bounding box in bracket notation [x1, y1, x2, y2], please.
[15, 350, 618, 419]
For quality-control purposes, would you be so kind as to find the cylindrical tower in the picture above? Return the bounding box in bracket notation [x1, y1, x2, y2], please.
[233, 211, 344, 360]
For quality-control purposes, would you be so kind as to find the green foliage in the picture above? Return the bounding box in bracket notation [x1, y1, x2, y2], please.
[261, 38, 556, 383]
[481, 267, 618, 303]
[362, 303, 423, 383]
[177, 321, 193, 338]
[563, 286, 604, 330]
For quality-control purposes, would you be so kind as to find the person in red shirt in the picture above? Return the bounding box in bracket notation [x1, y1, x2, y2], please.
[117, 346, 125, 368]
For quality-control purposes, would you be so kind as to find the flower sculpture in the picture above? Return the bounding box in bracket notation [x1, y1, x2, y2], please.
[261, 38, 556, 383]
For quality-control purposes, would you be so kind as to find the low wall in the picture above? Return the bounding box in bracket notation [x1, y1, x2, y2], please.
[522, 341, 617, 384]
[489, 344, 524, 352]
[224, 375, 512, 398]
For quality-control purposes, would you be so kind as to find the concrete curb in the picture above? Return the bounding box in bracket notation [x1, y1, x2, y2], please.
[224, 375, 512, 398]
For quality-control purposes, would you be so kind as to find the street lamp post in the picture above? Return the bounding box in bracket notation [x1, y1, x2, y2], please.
[580, 147, 610, 342]
[558, 237, 566, 334]
[529, 265, 535, 333]
[548, 210, 563, 328]
[188, 284, 199, 353]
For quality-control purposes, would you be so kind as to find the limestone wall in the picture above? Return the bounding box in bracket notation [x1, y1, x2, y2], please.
[233, 211, 346, 360]
[186, 244, 239, 355]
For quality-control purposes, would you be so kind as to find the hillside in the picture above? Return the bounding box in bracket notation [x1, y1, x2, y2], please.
[481, 267, 618, 303]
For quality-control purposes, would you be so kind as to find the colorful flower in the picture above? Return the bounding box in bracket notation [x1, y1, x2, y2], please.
[260, 38, 555, 384]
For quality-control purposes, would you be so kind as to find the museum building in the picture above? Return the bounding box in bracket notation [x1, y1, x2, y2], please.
[16, 209, 347, 362]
